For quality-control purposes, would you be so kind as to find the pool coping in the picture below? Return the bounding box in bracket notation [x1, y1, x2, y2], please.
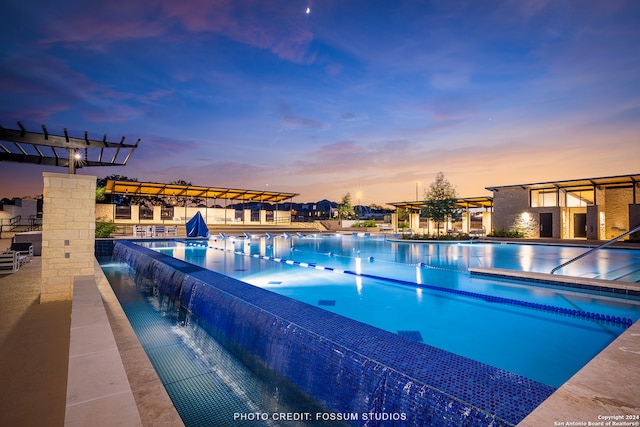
[469, 267, 640, 297]
[92, 259, 184, 426]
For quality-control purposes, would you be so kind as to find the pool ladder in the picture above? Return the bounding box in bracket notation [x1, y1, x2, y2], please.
[550, 223, 640, 275]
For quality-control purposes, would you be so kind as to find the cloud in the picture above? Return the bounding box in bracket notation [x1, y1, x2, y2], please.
[429, 71, 471, 90]
[340, 111, 369, 123]
[279, 102, 325, 129]
[36, 0, 315, 64]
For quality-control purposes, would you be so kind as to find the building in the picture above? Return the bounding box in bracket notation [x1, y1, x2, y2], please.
[487, 174, 640, 240]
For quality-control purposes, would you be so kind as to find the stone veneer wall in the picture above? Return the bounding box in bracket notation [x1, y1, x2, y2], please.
[41, 172, 96, 303]
[604, 187, 632, 240]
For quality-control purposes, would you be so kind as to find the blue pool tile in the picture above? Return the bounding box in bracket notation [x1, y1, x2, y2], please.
[397, 330, 423, 342]
[317, 299, 336, 306]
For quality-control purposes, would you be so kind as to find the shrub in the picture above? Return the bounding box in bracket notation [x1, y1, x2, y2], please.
[353, 220, 378, 228]
[95, 217, 118, 238]
[488, 229, 525, 238]
[402, 233, 471, 241]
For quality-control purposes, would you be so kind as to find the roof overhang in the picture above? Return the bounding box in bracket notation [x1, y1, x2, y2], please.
[387, 196, 493, 211]
[104, 180, 299, 203]
[485, 174, 640, 192]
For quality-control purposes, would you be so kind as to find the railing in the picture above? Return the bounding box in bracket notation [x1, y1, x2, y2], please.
[0, 216, 20, 239]
[28, 215, 42, 231]
[550, 223, 640, 275]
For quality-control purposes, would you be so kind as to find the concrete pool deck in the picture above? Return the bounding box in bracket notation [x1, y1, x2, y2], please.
[0, 237, 638, 426]
[0, 238, 182, 427]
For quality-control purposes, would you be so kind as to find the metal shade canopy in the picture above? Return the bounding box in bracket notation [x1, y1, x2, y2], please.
[105, 180, 298, 203]
[388, 196, 494, 211]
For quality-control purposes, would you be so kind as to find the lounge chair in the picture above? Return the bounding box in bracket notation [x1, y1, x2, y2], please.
[153, 225, 166, 237]
[133, 225, 147, 237]
[166, 225, 178, 236]
[0, 251, 20, 274]
[7, 243, 33, 266]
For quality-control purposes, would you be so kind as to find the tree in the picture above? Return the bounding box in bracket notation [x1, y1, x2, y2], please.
[422, 172, 461, 235]
[336, 192, 355, 220]
[96, 175, 138, 205]
[168, 180, 203, 207]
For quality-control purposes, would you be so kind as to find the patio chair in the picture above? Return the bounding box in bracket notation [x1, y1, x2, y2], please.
[153, 225, 166, 237]
[166, 225, 178, 236]
[133, 225, 147, 237]
[0, 251, 20, 274]
[6, 243, 33, 266]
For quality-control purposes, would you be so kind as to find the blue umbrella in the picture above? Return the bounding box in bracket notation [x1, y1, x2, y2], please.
[185, 211, 209, 237]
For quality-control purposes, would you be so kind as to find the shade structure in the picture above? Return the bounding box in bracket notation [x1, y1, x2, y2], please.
[186, 211, 209, 237]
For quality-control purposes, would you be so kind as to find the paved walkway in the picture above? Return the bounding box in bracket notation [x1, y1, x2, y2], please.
[0, 238, 181, 427]
[0, 254, 70, 427]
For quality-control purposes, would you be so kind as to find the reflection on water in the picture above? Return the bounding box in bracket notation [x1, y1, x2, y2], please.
[137, 236, 640, 387]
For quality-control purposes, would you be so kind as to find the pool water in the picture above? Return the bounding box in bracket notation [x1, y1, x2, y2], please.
[101, 262, 348, 427]
[139, 235, 640, 388]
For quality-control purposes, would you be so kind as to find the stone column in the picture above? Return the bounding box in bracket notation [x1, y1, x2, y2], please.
[41, 172, 96, 303]
[390, 212, 398, 232]
[410, 212, 420, 233]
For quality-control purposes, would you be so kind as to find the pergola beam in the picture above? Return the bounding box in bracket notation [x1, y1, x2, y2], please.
[0, 122, 141, 173]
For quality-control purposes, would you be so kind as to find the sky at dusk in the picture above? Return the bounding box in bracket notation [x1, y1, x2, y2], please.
[1, 0, 639, 205]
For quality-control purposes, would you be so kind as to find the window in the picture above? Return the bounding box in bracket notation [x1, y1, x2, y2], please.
[564, 189, 594, 207]
[161, 207, 174, 220]
[531, 189, 557, 207]
[115, 205, 131, 219]
[139, 206, 153, 220]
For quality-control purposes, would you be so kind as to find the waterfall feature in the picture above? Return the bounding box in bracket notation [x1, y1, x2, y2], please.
[112, 240, 555, 427]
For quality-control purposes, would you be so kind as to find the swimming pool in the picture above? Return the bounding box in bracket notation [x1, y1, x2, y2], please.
[109, 240, 558, 426]
[139, 235, 640, 388]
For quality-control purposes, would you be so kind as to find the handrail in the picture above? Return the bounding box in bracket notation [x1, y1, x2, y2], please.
[551, 223, 640, 274]
[10, 215, 21, 228]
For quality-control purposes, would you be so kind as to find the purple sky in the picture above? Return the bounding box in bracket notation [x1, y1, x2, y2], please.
[1, 0, 639, 205]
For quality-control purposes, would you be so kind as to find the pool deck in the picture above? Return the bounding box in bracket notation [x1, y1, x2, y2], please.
[0, 238, 182, 427]
[1, 236, 639, 426]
